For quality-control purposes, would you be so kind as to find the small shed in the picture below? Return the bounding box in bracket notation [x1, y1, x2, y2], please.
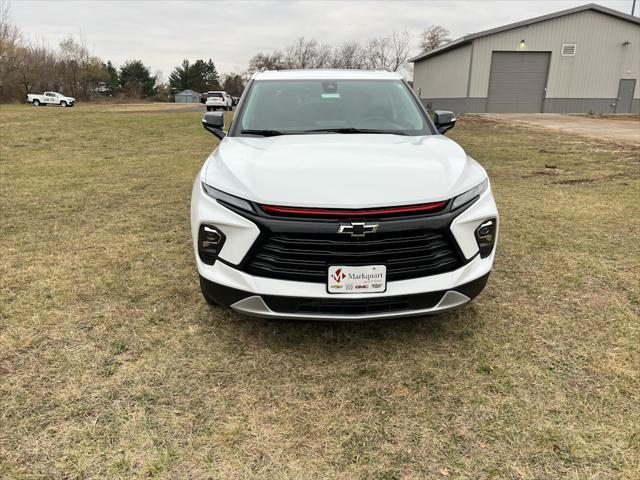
[175, 89, 201, 103]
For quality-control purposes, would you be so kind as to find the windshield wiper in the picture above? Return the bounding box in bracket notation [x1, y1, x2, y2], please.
[240, 129, 286, 137]
[301, 127, 408, 135]
[241, 128, 409, 136]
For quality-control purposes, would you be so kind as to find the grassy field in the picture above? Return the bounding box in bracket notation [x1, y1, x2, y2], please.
[1, 104, 639, 479]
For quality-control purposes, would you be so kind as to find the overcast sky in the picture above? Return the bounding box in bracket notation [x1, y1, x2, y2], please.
[9, 0, 636, 79]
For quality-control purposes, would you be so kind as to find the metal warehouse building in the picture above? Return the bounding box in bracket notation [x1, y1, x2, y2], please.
[174, 89, 201, 103]
[411, 3, 640, 113]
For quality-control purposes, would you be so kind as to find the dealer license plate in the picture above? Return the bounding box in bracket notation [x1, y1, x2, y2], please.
[327, 265, 386, 294]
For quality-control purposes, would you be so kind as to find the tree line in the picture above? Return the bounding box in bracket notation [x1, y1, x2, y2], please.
[0, 0, 451, 103]
[0, 1, 245, 102]
[167, 59, 245, 97]
[0, 1, 161, 102]
[247, 27, 450, 74]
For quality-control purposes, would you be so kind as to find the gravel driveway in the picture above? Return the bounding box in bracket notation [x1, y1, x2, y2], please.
[479, 113, 640, 143]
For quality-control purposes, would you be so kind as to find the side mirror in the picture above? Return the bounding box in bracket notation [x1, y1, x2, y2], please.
[202, 111, 226, 140]
[434, 110, 456, 134]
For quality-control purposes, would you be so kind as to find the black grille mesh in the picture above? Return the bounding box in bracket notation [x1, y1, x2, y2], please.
[244, 229, 461, 283]
[262, 290, 446, 315]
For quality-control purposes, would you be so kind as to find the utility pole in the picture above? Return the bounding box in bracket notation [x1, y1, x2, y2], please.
[633, 0, 637, 16]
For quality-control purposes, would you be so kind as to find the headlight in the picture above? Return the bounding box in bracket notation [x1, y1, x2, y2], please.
[451, 178, 488, 210]
[201, 183, 254, 212]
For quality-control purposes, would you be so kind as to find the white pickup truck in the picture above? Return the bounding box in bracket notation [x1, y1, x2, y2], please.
[27, 91, 76, 107]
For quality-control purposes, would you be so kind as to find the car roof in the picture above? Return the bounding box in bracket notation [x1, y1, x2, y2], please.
[252, 69, 404, 81]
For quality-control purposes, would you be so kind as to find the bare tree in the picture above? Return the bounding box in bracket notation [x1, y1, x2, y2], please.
[332, 41, 364, 69]
[362, 32, 410, 72]
[246, 30, 412, 76]
[248, 51, 285, 73]
[16, 41, 59, 96]
[388, 30, 411, 72]
[363, 36, 390, 70]
[0, 0, 23, 101]
[285, 37, 318, 69]
[0, 3, 113, 102]
[313, 43, 333, 68]
[58, 35, 108, 99]
[419, 25, 451, 52]
[59, 36, 88, 97]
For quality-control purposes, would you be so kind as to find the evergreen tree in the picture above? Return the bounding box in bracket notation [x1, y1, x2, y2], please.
[190, 60, 209, 92]
[168, 59, 190, 92]
[103, 60, 120, 94]
[119, 59, 157, 98]
[203, 59, 221, 91]
[168, 58, 221, 93]
[222, 73, 245, 97]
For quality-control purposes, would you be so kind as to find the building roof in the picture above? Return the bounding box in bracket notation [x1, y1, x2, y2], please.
[410, 3, 640, 63]
[176, 89, 201, 96]
[252, 69, 403, 80]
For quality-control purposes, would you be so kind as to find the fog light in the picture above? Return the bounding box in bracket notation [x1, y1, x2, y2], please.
[198, 225, 226, 264]
[475, 219, 496, 258]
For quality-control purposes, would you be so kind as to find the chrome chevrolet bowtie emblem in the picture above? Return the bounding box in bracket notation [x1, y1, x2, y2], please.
[337, 222, 378, 237]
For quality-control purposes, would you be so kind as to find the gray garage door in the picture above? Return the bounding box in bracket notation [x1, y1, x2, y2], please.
[487, 51, 551, 113]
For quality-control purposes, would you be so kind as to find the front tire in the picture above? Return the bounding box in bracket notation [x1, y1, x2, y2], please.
[60, 101, 67, 107]
[32, 99, 40, 106]
[199, 275, 220, 306]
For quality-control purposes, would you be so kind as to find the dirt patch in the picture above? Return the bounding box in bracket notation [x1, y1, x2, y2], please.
[553, 177, 598, 185]
[478, 113, 640, 144]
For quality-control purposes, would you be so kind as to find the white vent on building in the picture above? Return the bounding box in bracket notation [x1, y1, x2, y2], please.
[561, 43, 577, 56]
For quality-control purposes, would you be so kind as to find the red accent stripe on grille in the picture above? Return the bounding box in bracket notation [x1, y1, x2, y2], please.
[261, 201, 447, 217]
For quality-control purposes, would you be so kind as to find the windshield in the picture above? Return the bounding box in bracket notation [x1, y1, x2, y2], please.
[233, 79, 432, 136]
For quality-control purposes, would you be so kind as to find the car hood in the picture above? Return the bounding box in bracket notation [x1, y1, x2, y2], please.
[203, 134, 486, 209]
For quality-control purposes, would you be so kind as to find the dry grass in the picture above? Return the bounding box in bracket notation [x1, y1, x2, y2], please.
[75, 102, 206, 112]
[1, 104, 639, 480]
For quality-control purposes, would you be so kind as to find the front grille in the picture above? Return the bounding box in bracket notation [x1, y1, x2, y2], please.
[268, 296, 410, 315]
[263, 290, 445, 315]
[244, 229, 461, 283]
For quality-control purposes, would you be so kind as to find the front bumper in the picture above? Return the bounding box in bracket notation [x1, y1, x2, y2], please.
[201, 272, 490, 320]
[191, 175, 499, 320]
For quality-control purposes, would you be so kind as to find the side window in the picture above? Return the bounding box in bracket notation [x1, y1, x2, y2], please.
[45, 92, 53, 97]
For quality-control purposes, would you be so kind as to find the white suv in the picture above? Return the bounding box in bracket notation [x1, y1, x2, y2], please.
[205, 91, 233, 111]
[191, 70, 498, 320]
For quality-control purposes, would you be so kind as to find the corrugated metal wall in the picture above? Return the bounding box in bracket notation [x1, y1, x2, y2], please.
[413, 44, 471, 98]
[413, 9, 640, 112]
[470, 10, 640, 99]
[175, 95, 199, 104]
